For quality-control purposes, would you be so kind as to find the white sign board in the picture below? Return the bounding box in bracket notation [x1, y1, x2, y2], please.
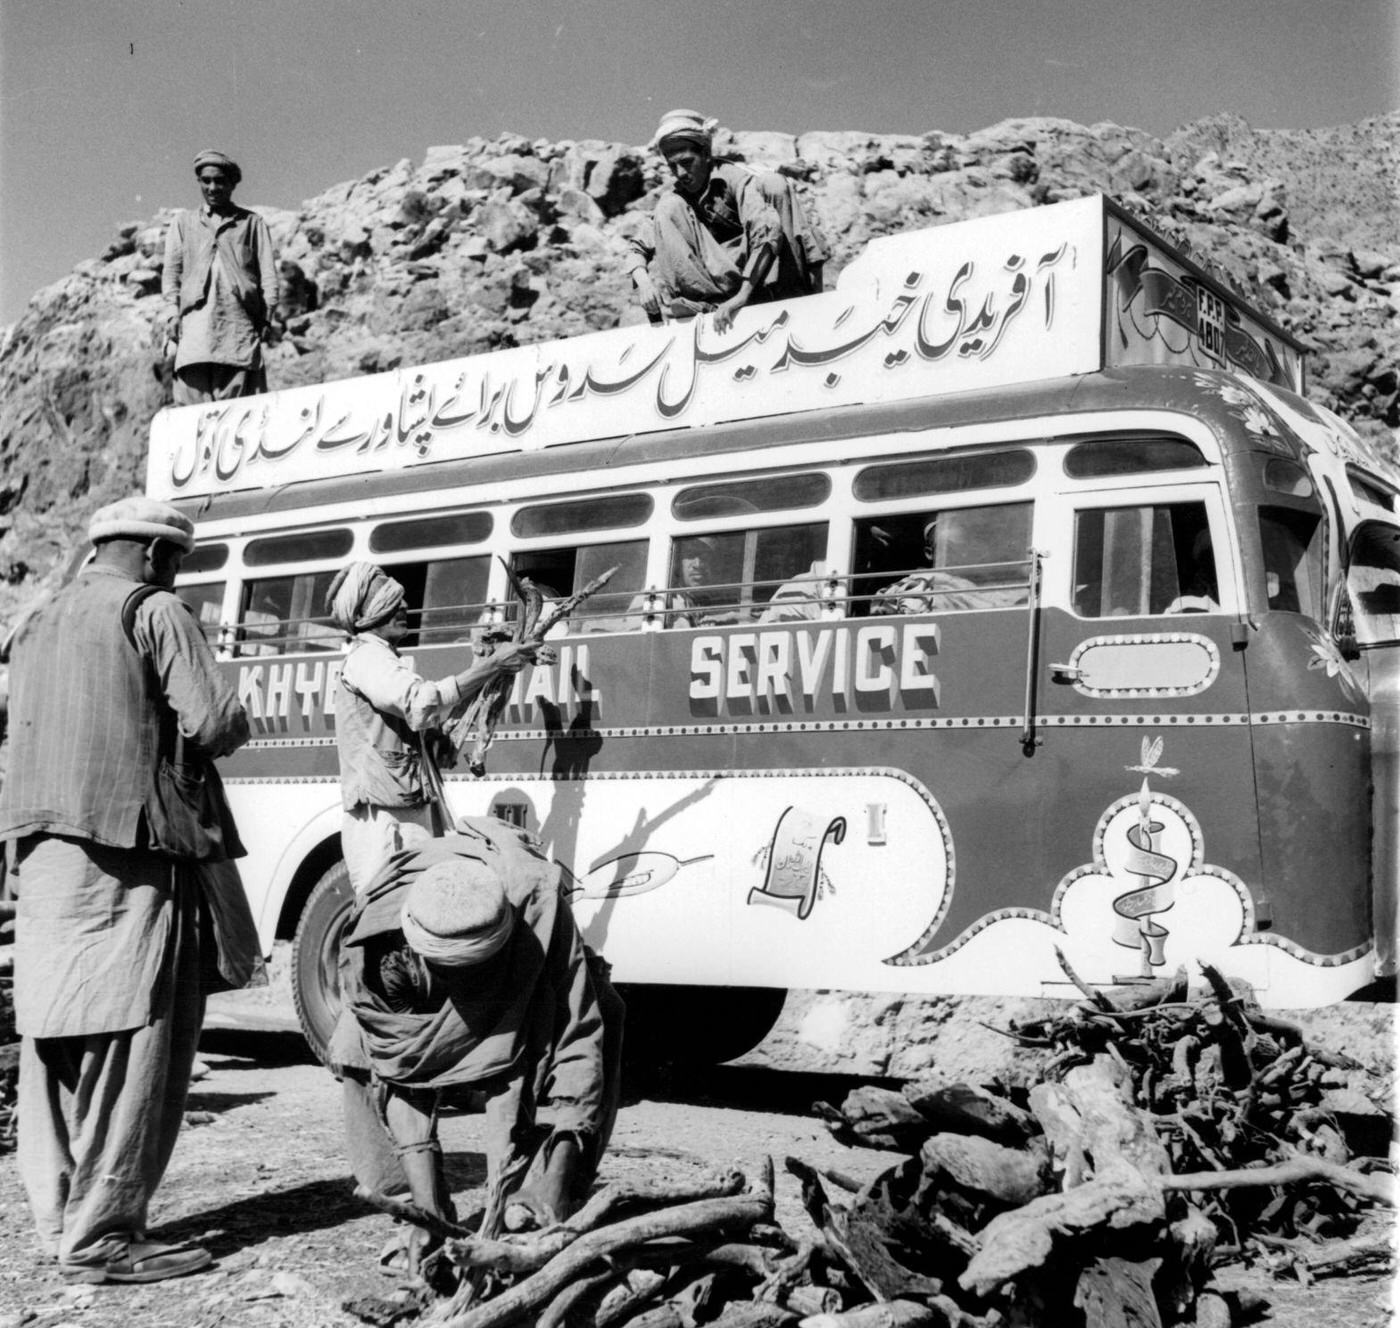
[147, 197, 1111, 502]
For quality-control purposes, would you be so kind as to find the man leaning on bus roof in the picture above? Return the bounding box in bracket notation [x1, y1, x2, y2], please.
[326, 562, 543, 895]
[623, 109, 828, 332]
[161, 150, 281, 406]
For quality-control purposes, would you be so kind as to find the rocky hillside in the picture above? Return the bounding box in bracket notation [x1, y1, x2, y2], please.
[0, 112, 1395, 614]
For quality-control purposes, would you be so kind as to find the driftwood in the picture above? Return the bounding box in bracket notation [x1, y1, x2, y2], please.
[343, 972, 1391, 1328]
[1161, 1153, 1396, 1207]
[919, 1131, 1049, 1206]
[901, 1078, 1036, 1144]
[439, 1170, 748, 1275]
[1255, 1229, 1395, 1282]
[439, 1189, 775, 1328]
[446, 563, 616, 777]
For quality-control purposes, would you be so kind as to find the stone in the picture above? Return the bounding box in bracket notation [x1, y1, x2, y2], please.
[421, 144, 468, 181]
[486, 154, 551, 194]
[125, 268, 161, 296]
[1350, 247, 1391, 279]
[586, 148, 646, 216]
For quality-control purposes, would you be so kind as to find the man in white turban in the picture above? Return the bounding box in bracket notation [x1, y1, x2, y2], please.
[326, 561, 542, 895]
[161, 150, 281, 404]
[624, 109, 828, 331]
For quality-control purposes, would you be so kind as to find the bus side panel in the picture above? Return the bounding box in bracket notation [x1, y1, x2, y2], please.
[1242, 616, 1373, 960]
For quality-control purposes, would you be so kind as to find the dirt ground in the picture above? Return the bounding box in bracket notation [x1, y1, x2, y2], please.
[0, 986, 1394, 1328]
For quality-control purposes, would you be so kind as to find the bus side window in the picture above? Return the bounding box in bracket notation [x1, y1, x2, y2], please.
[641, 522, 829, 628]
[512, 540, 649, 636]
[237, 572, 340, 656]
[1258, 506, 1324, 618]
[1344, 523, 1400, 646]
[853, 504, 1030, 616]
[175, 582, 225, 639]
[417, 556, 491, 644]
[1072, 502, 1218, 618]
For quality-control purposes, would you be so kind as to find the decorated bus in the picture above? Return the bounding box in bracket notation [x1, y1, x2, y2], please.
[147, 195, 1400, 1061]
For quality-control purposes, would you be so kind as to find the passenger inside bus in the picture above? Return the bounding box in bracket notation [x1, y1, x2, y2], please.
[511, 540, 649, 635]
[859, 506, 1031, 616]
[1164, 529, 1222, 614]
[623, 522, 830, 629]
[1073, 501, 1220, 618]
[622, 535, 730, 628]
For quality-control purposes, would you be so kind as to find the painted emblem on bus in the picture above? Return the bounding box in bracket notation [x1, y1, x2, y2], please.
[747, 807, 848, 919]
[1107, 230, 1294, 388]
[897, 738, 1262, 985]
[563, 851, 714, 902]
[1303, 626, 1364, 702]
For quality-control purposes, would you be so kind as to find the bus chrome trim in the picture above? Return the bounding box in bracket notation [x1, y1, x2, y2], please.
[224, 705, 1371, 761]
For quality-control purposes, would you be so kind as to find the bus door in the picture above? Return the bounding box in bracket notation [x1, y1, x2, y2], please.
[1035, 472, 1264, 991]
[1230, 468, 1372, 997]
[1337, 519, 1400, 978]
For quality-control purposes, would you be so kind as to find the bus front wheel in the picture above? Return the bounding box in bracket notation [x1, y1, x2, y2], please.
[290, 860, 355, 1064]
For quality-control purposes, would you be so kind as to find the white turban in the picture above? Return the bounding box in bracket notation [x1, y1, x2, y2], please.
[652, 108, 718, 151]
[399, 856, 515, 968]
[324, 561, 406, 635]
[193, 149, 242, 184]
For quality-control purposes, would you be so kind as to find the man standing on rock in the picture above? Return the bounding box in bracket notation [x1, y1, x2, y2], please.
[624, 109, 828, 331]
[0, 496, 250, 1284]
[162, 150, 281, 404]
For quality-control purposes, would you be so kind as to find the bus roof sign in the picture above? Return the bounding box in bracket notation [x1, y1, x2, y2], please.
[147, 195, 1308, 503]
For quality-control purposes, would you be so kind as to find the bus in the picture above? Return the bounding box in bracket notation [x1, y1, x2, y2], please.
[147, 195, 1400, 1062]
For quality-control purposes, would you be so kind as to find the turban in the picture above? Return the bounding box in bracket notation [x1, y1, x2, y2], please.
[652, 108, 717, 152]
[400, 856, 515, 968]
[193, 149, 242, 184]
[325, 561, 406, 635]
[88, 496, 196, 552]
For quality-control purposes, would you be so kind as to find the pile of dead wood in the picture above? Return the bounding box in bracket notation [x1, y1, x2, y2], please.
[347, 964, 1394, 1328]
[806, 962, 1394, 1324]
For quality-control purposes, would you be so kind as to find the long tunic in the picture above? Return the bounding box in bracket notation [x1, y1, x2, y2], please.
[335, 634, 465, 811]
[162, 205, 279, 370]
[0, 566, 248, 1037]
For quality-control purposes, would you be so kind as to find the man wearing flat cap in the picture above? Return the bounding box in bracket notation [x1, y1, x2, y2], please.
[329, 818, 624, 1278]
[0, 496, 250, 1284]
[624, 109, 828, 331]
[161, 150, 281, 405]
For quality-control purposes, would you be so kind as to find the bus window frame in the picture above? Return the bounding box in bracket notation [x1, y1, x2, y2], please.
[662, 517, 833, 626]
[1042, 479, 1238, 621]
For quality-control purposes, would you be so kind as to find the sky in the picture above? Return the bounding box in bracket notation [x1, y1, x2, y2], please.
[1, 0, 1395, 325]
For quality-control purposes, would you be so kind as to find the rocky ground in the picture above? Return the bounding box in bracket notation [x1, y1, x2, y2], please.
[0, 111, 1396, 615]
[0, 985, 1393, 1328]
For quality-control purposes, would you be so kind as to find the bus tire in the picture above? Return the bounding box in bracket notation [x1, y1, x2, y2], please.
[290, 860, 355, 1065]
[620, 984, 786, 1067]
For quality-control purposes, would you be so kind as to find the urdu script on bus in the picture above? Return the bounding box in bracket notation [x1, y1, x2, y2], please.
[164, 243, 1073, 494]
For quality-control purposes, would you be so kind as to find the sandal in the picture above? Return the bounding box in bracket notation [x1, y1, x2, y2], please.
[62, 1239, 212, 1285]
